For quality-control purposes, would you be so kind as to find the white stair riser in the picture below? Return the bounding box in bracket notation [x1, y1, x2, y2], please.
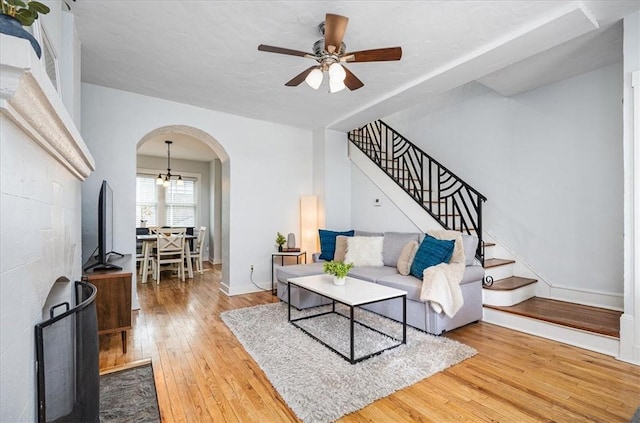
[483, 245, 496, 260]
[484, 263, 514, 281]
[482, 283, 536, 306]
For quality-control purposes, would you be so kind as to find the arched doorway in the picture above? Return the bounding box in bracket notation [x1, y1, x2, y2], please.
[136, 125, 231, 287]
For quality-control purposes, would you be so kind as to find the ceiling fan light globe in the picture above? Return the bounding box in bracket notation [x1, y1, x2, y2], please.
[163, 179, 170, 188]
[329, 78, 346, 93]
[328, 62, 346, 82]
[305, 68, 323, 89]
[156, 174, 164, 185]
[177, 176, 184, 186]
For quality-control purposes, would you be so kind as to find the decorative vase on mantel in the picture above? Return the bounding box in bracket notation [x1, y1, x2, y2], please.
[0, 14, 42, 58]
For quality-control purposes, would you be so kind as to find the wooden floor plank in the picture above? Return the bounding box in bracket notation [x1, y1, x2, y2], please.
[98, 262, 640, 422]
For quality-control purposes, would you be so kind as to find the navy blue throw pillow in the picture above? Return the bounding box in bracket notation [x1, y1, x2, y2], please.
[409, 235, 455, 278]
[318, 229, 354, 261]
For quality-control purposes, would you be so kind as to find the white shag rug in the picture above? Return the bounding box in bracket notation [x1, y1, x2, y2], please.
[221, 302, 476, 423]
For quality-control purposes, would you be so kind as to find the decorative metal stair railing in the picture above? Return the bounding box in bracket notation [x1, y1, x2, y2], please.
[348, 120, 487, 264]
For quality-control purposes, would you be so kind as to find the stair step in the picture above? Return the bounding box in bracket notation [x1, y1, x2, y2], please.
[483, 258, 515, 268]
[484, 276, 536, 291]
[484, 297, 622, 338]
[483, 242, 495, 247]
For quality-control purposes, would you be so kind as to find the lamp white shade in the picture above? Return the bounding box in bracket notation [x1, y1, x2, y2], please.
[300, 196, 318, 254]
[328, 62, 346, 82]
[329, 78, 346, 93]
[156, 175, 163, 185]
[305, 68, 323, 89]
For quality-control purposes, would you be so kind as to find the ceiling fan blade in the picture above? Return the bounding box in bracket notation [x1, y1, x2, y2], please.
[342, 66, 364, 91]
[344, 47, 403, 62]
[258, 44, 313, 58]
[324, 13, 349, 54]
[285, 66, 318, 87]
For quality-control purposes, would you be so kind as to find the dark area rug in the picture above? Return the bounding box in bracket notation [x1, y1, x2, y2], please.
[100, 362, 160, 423]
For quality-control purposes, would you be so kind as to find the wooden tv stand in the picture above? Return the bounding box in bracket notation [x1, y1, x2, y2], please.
[82, 254, 132, 354]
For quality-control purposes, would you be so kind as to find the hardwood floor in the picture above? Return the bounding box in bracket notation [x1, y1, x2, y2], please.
[99, 264, 640, 422]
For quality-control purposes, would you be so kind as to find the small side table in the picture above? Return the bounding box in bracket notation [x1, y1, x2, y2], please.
[271, 251, 307, 295]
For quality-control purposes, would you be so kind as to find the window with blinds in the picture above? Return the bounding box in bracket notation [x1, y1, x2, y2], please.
[136, 174, 198, 227]
[165, 179, 196, 227]
[136, 175, 158, 226]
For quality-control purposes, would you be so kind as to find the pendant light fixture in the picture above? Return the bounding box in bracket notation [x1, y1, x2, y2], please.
[156, 140, 184, 187]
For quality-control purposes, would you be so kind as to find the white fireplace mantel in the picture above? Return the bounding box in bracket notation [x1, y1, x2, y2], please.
[0, 35, 94, 180]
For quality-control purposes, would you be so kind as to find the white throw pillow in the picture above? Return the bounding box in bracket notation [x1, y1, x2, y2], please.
[344, 236, 384, 267]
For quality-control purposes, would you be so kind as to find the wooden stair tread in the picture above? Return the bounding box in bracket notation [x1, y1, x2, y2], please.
[483, 241, 495, 247]
[483, 258, 515, 268]
[484, 276, 537, 291]
[484, 297, 622, 338]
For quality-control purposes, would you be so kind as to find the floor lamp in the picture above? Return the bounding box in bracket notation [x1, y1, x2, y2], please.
[300, 196, 318, 255]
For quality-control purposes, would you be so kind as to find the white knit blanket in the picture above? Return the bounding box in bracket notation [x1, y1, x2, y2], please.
[419, 230, 466, 318]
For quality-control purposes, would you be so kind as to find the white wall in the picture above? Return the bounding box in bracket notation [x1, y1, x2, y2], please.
[351, 165, 421, 233]
[81, 84, 313, 294]
[369, 62, 624, 304]
[620, 11, 640, 364]
[211, 158, 222, 263]
[312, 129, 352, 231]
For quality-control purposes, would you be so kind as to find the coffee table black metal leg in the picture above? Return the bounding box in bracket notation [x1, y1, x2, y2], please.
[350, 306, 355, 364]
[271, 257, 275, 295]
[288, 281, 291, 322]
[402, 295, 407, 344]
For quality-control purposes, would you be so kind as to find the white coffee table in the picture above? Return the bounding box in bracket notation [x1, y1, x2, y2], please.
[287, 274, 407, 364]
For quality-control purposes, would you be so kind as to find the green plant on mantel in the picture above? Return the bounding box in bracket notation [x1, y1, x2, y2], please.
[1, 0, 50, 26]
[323, 261, 353, 279]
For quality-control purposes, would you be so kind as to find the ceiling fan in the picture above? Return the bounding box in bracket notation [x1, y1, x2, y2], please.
[258, 13, 402, 93]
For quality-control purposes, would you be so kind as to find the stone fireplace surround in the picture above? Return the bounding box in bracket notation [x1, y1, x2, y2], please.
[0, 35, 94, 421]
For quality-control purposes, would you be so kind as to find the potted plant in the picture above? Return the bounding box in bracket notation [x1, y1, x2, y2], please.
[1, 0, 50, 58]
[323, 260, 354, 285]
[275, 232, 286, 252]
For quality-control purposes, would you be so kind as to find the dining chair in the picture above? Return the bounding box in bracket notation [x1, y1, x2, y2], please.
[190, 226, 207, 274]
[136, 227, 151, 276]
[151, 227, 186, 284]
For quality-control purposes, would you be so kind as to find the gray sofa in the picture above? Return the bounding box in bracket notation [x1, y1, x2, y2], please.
[276, 231, 484, 335]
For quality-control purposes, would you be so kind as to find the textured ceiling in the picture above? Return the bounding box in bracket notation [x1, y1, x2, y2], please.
[71, 1, 639, 159]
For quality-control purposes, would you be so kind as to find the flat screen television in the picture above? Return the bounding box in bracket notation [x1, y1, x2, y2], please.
[84, 180, 122, 271]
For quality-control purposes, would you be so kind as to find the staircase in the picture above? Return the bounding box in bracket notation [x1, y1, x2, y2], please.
[348, 120, 621, 357]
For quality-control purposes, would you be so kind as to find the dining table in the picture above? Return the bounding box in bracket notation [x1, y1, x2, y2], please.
[137, 233, 197, 283]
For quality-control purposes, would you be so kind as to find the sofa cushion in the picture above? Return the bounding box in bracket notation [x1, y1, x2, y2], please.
[382, 232, 421, 267]
[397, 240, 419, 275]
[376, 274, 423, 301]
[354, 230, 384, 237]
[334, 235, 349, 262]
[318, 229, 354, 261]
[275, 262, 325, 283]
[461, 265, 484, 285]
[348, 265, 400, 283]
[410, 235, 455, 278]
[462, 234, 479, 265]
[345, 236, 384, 267]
